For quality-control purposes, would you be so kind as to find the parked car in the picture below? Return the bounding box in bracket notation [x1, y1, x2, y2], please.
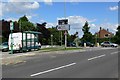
[101, 41, 118, 47]
[0, 42, 9, 52]
[67, 42, 76, 47]
[80, 42, 94, 47]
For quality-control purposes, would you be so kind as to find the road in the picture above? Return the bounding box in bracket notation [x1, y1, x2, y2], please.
[2, 47, 119, 79]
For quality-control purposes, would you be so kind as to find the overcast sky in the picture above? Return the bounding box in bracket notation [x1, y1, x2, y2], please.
[1, 0, 119, 37]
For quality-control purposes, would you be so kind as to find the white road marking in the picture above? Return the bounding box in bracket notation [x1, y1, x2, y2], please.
[110, 51, 119, 55]
[88, 54, 106, 61]
[30, 63, 76, 77]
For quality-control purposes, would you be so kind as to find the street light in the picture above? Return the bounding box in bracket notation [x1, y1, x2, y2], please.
[95, 34, 97, 47]
[108, 34, 111, 42]
[51, 34, 53, 47]
[10, 21, 14, 54]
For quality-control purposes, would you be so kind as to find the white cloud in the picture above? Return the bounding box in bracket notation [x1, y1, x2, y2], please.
[109, 6, 118, 11]
[0, 3, 2, 17]
[44, 0, 52, 5]
[8, 0, 34, 2]
[96, 23, 118, 34]
[24, 1, 40, 9]
[26, 15, 32, 20]
[6, 17, 18, 21]
[69, 0, 80, 2]
[57, 16, 96, 38]
[2, 1, 40, 15]
[46, 23, 56, 28]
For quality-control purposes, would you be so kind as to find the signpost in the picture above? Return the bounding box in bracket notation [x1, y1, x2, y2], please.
[57, 19, 70, 49]
[10, 22, 14, 54]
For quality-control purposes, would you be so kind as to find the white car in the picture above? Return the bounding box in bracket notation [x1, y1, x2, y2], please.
[101, 41, 118, 47]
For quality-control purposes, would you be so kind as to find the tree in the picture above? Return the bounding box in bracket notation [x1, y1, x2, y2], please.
[81, 21, 93, 43]
[48, 27, 60, 45]
[36, 22, 50, 45]
[82, 21, 90, 33]
[114, 25, 120, 44]
[18, 15, 35, 31]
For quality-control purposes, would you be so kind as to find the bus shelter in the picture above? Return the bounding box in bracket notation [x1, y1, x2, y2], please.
[21, 31, 42, 52]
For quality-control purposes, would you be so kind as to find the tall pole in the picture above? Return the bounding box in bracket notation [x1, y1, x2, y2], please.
[95, 34, 97, 47]
[61, 31, 62, 46]
[10, 22, 14, 54]
[19, 19, 21, 32]
[51, 34, 53, 47]
[64, 0, 67, 49]
[10, 30, 13, 54]
[65, 31, 67, 49]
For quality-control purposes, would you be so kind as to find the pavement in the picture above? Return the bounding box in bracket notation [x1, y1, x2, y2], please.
[2, 47, 119, 78]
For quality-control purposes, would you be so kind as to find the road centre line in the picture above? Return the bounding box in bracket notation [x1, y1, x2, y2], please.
[30, 63, 76, 77]
[88, 54, 106, 61]
[110, 51, 119, 55]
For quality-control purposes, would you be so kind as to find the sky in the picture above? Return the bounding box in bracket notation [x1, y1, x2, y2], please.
[1, 0, 119, 38]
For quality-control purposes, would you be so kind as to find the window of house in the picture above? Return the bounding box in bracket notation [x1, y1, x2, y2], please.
[104, 34, 109, 38]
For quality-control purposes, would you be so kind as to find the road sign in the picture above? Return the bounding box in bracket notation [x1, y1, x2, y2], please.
[64, 31, 67, 35]
[58, 19, 68, 25]
[57, 24, 70, 31]
[10, 22, 14, 30]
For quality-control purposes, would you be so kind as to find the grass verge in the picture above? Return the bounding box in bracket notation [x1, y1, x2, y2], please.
[40, 47, 82, 52]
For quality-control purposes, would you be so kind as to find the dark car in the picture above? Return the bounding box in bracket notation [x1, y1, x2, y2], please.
[80, 42, 94, 47]
[0, 42, 9, 52]
[67, 42, 76, 47]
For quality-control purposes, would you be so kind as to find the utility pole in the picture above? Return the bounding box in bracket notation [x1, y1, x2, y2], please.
[95, 34, 97, 47]
[10, 21, 14, 54]
[51, 34, 53, 47]
[64, 0, 67, 49]
[19, 19, 21, 32]
[64, 31, 67, 49]
[61, 31, 62, 46]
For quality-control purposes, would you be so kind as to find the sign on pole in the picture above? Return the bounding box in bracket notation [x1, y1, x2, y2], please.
[57, 24, 70, 31]
[57, 19, 70, 31]
[10, 22, 14, 30]
[58, 19, 68, 25]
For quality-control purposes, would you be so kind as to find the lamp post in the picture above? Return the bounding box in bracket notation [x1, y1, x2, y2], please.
[51, 34, 53, 47]
[64, 31, 67, 49]
[10, 21, 14, 54]
[95, 34, 97, 47]
[108, 34, 111, 42]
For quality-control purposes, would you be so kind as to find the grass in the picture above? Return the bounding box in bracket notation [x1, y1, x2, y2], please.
[40, 47, 82, 52]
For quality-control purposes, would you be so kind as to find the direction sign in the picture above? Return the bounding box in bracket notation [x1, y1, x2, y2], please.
[10, 22, 14, 30]
[57, 24, 70, 31]
[58, 19, 68, 25]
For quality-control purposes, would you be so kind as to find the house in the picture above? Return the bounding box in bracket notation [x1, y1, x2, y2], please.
[95, 27, 114, 38]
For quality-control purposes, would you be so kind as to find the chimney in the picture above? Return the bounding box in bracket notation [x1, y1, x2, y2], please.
[100, 27, 102, 30]
[107, 28, 109, 32]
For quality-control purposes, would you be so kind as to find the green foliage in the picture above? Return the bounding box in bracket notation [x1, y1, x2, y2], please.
[48, 27, 60, 45]
[18, 15, 36, 31]
[18, 15, 28, 22]
[82, 21, 90, 33]
[114, 26, 120, 44]
[20, 21, 35, 31]
[81, 21, 94, 42]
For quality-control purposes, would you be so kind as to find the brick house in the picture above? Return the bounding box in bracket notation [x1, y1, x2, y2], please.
[95, 27, 114, 38]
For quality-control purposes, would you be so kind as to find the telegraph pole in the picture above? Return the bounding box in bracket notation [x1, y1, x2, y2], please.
[10, 21, 14, 54]
[64, 0, 67, 49]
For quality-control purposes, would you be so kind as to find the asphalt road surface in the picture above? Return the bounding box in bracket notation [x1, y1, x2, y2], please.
[2, 48, 119, 78]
